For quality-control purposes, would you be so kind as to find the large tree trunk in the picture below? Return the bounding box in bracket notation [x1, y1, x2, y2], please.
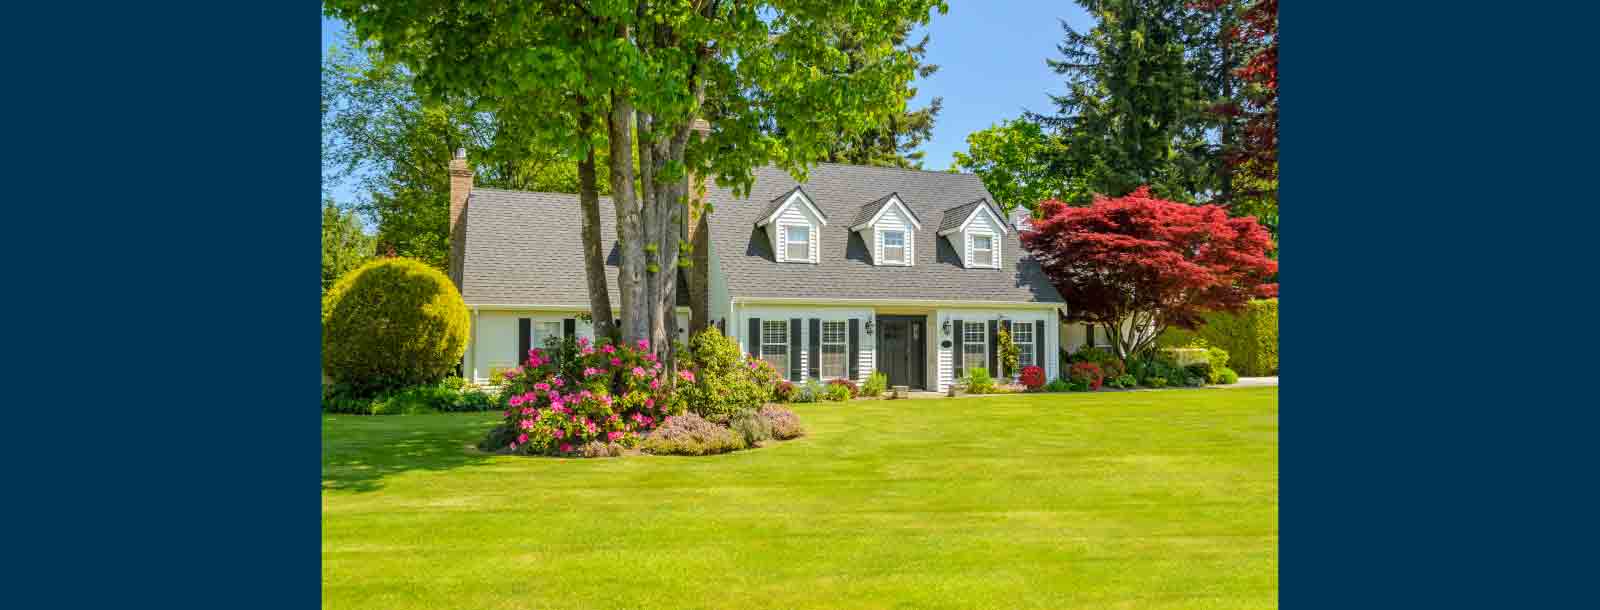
[607, 90, 647, 344]
[576, 105, 617, 342]
[688, 195, 710, 338]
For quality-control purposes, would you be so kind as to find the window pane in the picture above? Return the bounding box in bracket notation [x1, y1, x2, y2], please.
[820, 321, 848, 379]
[885, 245, 905, 263]
[883, 231, 904, 246]
[761, 320, 789, 379]
[785, 226, 809, 261]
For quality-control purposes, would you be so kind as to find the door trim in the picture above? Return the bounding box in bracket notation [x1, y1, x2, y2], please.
[875, 315, 928, 390]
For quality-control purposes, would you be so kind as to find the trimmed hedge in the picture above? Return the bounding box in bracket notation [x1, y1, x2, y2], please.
[1159, 298, 1278, 376]
[322, 257, 471, 396]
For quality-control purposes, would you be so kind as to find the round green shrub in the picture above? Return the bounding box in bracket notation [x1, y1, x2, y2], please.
[678, 328, 776, 423]
[322, 257, 470, 397]
[1216, 367, 1239, 384]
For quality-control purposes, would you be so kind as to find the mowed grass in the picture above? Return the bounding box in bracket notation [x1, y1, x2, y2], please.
[323, 387, 1278, 609]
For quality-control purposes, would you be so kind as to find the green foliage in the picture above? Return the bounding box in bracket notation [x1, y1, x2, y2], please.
[822, 24, 944, 169]
[1043, 378, 1073, 393]
[1145, 376, 1168, 388]
[1068, 380, 1091, 392]
[862, 371, 888, 397]
[321, 257, 470, 396]
[1215, 367, 1239, 385]
[729, 409, 772, 447]
[1107, 374, 1138, 389]
[1186, 362, 1213, 385]
[324, 380, 495, 416]
[773, 381, 796, 403]
[951, 119, 1083, 214]
[827, 378, 860, 399]
[997, 326, 1020, 378]
[824, 382, 852, 402]
[964, 367, 996, 394]
[678, 328, 778, 423]
[1159, 299, 1277, 375]
[321, 199, 375, 294]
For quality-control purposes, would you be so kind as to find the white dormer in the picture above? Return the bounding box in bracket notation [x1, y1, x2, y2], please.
[849, 193, 922, 266]
[937, 199, 1008, 269]
[755, 186, 828, 264]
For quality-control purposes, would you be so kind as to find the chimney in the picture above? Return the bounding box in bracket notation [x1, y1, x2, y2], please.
[448, 148, 472, 288]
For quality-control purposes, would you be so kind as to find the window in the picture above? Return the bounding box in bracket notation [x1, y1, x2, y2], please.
[761, 320, 790, 379]
[820, 321, 848, 379]
[1013, 323, 1034, 368]
[972, 234, 994, 267]
[785, 224, 810, 262]
[534, 321, 563, 348]
[962, 323, 987, 372]
[882, 230, 906, 264]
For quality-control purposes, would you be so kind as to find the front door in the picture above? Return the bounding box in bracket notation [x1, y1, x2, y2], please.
[876, 316, 926, 389]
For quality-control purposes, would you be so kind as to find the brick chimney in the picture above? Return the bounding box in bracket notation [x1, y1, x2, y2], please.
[448, 148, 472, 289]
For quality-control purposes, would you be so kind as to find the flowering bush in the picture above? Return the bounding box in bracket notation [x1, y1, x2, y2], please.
[827, 378, 859, 399]
[1068, 362, 1104, 391]
[729, 409, 771, 446]
[773, 381, 796, 403]
[759, 405, 806, 440]
[1019, 365, 1047, 390]
[483, 336, 677, 456]
[639, 412, 746, 455]
[677, 328, 778, 423]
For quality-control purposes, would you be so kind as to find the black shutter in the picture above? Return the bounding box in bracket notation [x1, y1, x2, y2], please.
[748, 318, 761, 357]
[848, 319, 860, 381]
[1001, 320, 1013, 377]
[563, 318, 576, 340]
[1034, 320, 1046, 372]
[808, 318, 821, 379]
[988, 320, 999, 377]
[788, 318, 802, 381]
[1085, 323, 1096, 348]
[517, 318, 531, 365]
[952, 320, 964, 372]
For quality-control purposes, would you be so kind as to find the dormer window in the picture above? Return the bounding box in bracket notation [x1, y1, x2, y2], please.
[972, 235, 994, 266]
[850, 193, 922, 267]
[785, 225, 810, 262]
[882, 230, 906, 264]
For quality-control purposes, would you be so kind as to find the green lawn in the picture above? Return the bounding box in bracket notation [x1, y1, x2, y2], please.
[323, 388, 1278, 609]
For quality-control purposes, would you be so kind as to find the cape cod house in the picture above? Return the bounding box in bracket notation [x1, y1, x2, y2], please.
[447, 150, 1095, 393]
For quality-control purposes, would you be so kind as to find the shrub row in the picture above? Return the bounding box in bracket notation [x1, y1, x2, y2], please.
[323, 380, 494, 415]
[1159, 298, 1278, 376]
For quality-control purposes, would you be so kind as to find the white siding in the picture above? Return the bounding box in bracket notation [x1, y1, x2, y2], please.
[871, 206, 913, 266]
[932, 308, 1057, 390]
[732, 305, 873, 383]
[465, 310, 591, 384]
[960, 209, 1003, 269]
[771, 202, 821, 264]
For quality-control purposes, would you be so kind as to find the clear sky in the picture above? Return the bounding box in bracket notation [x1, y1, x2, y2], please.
[322, 1, 1091, 186]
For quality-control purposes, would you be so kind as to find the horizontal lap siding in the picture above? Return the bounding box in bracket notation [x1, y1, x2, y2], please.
[934, 307, 1057, 391]
[733, 305, 873, 382]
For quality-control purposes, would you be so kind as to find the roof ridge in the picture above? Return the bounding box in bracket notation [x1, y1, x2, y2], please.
[809, 160, 978, 179]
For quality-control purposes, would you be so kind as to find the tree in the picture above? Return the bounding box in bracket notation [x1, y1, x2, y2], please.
[821, 24, 943, 169]
[1029, 1, 1215, 203]
[321, 35, 592, 270]
[1193, 0, 1277, 236]
[326, 0, 947, 364]
[951, 119, 1082, 216]
[321, 199, 376, 294]
[1021, 186, 1276, 361]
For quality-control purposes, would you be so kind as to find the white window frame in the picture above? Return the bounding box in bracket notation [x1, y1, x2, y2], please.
[881, 229, 908, 265]
[1013, 323, 1034, 368]
[782, 223, 812, 264]
[762, 320, 790, 380]
[971, 234, 996, 268]
[962, 323, 988, 374]
[533, 320, 563, 348]
[819, 320, 849, 380]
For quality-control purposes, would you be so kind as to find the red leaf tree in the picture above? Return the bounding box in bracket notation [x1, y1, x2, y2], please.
[1022, 187, 1277, 360]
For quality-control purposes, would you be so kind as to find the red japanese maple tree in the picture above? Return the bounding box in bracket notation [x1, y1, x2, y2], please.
[1022, 187, 1277, 360]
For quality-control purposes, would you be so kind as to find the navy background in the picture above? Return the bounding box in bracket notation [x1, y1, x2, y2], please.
[3, 2, 1597, 607]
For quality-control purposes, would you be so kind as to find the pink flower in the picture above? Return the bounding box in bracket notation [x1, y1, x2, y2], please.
[608, 431, 623, 441]
[645, 398, 655, 409]
[632, 366, 647, 378]
[508, 394, 525, 407]
[504, 368, 520, 379]
[644, 353, 658, 363]
[583, 367, 601, 377]
[679, 370, 696, 383]
[560, 443, 573, 453]
[520, 407, 535, 416]
[519, 419, 534, 430]
[636, 339, 650, 351]
[551, 429, 565, 439]
[578, 337, 591, 347]
[581, 346, 595, 355]
[649, 379, 661, 390]
[611, 357, 622, 367]
[535, 382, 550, 392]
[552, 377, 565, 387]
[509, 442, 518, 451]
[517, 433, 529, 444]
[602, 344, 616, 354]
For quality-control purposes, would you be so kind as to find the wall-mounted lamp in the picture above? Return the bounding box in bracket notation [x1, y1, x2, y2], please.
[941, 319, 952, 336]
[864, 319, 875, 335]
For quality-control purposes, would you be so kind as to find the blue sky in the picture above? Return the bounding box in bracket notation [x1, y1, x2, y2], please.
[322, 1, 1090, 196]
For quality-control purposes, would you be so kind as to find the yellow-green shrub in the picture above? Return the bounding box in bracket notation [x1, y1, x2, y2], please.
[322, 257, 470, 396]
[1159, 299, 1278, 376]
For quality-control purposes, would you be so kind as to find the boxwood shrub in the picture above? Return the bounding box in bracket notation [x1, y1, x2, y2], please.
[322, 257, 470, 396]
[1159, 298, 1278, 376]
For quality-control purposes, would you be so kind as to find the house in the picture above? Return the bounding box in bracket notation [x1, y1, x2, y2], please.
[447, 150, 1078, 392]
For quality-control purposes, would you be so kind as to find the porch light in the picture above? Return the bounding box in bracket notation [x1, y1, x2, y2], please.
[941, 319, 951, 336]
[865, 319, 875, 335]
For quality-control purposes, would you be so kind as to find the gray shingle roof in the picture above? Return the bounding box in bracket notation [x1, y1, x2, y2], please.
[460, 163, 1062, 307]
[937, 198, 1001, 233]
[849, 192, 924, 229]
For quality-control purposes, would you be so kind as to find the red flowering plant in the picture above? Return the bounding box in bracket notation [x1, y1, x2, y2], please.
[490, 337, 680, 456]
[1019, 365, 1047, 390]
[1068, 362, 1105, 391]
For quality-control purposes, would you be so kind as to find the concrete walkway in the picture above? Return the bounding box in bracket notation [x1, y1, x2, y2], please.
[898, 376, 1277, 399]
[1230, 376, 1278, 388]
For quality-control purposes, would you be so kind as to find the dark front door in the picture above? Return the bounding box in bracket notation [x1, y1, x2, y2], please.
[876, 316, 926, 389]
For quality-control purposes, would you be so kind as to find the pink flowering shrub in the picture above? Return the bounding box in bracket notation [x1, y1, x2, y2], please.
[758, 405, 806, 440]
[639, 412, 746, 455]
[485, 336, 681, 456]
